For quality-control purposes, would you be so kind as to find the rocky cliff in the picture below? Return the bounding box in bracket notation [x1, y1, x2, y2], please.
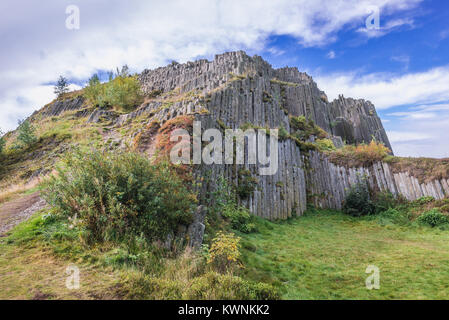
[14, 51, 447, 220]
[134, 51, 393, 218]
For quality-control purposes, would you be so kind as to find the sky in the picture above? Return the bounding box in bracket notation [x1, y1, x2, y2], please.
[1, 0, 448, 158]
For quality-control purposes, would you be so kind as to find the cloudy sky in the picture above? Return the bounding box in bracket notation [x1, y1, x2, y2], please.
[1, 0, 448, 157]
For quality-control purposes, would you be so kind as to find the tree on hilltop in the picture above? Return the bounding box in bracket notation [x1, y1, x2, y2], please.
[54, 76, 70, 98]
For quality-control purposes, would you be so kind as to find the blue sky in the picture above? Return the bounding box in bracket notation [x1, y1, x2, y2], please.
[1, 0, 448, 157]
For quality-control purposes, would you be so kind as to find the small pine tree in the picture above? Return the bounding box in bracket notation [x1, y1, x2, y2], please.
[88, 74, 100, 86]
[17, 119, 37, 147]
[54, 76, 70, 98]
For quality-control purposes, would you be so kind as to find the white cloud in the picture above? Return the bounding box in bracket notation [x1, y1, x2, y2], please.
[387, 131, 432, 142]
[0, 0, 422, 131]
[385, 102, 449, 158]
[315, 66, 449, 109]
[327, 51, 336, 59]
[391, 55, 410, 70]
[356, 17, 415, 38]
[387, 111, 437, 119]
[315, 66, 449, 158]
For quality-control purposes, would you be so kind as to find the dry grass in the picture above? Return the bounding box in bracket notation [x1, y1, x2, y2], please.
[384, 156, 449, 184]
[328, 140, 391, 167]
[0, 241, 122, 300]
[0, 176, 42, 206]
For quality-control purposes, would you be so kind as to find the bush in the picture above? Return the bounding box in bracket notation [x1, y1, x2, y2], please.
[414, 196, 435, 206]
[343, 179, 375, 217]
[373, 191, 404, 214]
[16, 119, 37, 147]
[104, 75, 143, 111]
[185, 272, 280, 300]
[417, 209, 449, 227]
[83, 71, 143, 111]
[236, 169, 257, 199]
[329, 140, 390, 166]
[42, 147, 196, 244]
[378, 208, 410, 225]
[207, 231, 241, 273]
[122, 271, 279, 300]
[84, 74, 108, 107]
[289, 115, 328, 140]
[278, 126, 289, 141]
[315, 138, 336, 152]
[222, 204, 257, 233]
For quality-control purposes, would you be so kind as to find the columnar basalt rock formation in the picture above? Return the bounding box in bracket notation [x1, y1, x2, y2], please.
[134, 51, 394, 218]
[27, 51, 447, 220]
[307, 151, 449, 209]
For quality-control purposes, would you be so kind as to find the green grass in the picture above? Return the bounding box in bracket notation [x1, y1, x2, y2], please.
[239, 209, 449, 299]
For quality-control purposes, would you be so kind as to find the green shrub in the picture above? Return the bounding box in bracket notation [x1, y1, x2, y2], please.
[185, 272, 279, 300]
[83, 72, 143, 111]
[289, 115, 327, 140]
[373, 191, 402, 214]
[417, 209, 449, 227]
[42, 147, 196, 244]
[414, 196, 435, 206]
[237, 169, 257, 199]
[222, 204, 257, 233]
[122, 271, 279, 300]
[104, 75, 143, 111]
[17, 119, 37, 147]
[343, 180, 375, 217]
[84, 74, 108, 107]
[378, 208, 410, 225]
[315, 138, 336, 152]
[278, 126, 289, 141]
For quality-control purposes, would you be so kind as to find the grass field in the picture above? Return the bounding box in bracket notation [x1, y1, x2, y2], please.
[2, 207, 449, 299]
[239, 210, 449, 299]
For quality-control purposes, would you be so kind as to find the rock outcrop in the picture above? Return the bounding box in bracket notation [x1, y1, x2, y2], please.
[307, 151, 449, 209]
[134, 51, 393, 219]
[26, 51, 444, 220]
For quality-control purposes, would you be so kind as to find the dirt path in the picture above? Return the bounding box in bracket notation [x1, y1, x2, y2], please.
[0, 192, 47, 236]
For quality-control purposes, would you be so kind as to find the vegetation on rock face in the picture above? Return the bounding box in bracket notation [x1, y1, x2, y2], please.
[315, 138, 336, 152]
[207, 175, 258, 234]
[328, 140, 390, 166]
[285, 115, 331, 152]
[289, 115, 328, 140]
[384, 156, 449, 184]
[236, 169, 258, 199]
[42, 147, 196, 244]
[84, 67, 143, 111]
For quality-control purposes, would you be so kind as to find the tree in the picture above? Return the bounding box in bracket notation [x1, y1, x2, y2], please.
[88, 74, 100, 86]
[84, 74, 106, 107]
[54, 76, 70, 98]
[17, 119, 37, 147]
[116, 65, 129, 78]
[0, 128, 5, 154]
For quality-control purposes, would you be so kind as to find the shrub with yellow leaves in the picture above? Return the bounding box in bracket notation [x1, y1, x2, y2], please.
[207, 231, 241, 273]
